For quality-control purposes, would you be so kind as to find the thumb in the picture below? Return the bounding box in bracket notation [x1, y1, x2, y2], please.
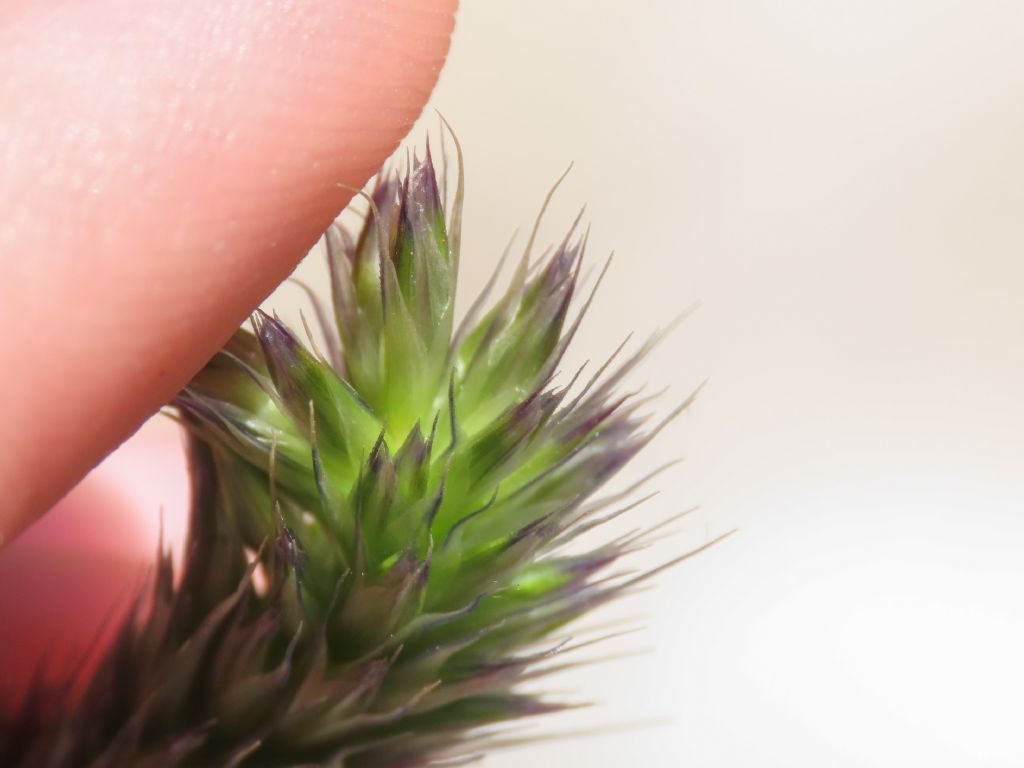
[0, 0, 458, 544]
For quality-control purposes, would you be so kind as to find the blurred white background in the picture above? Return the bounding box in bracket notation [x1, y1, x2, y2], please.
[342, 2, 1024, 765]
[29, 2, 1024, 765]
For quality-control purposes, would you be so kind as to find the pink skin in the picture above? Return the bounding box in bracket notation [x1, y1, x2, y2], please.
[0, 0, 457, 695]
[0, 418, 189, 699]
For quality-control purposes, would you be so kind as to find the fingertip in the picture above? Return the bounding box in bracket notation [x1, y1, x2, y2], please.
[0, 0, 459, 541]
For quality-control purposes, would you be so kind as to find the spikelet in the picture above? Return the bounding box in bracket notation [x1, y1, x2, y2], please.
[0, 136, 714, 767]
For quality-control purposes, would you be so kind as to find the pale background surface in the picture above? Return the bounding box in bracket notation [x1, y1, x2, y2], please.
[58, 2, 1024, 765]
[385, 2, 1024, 765]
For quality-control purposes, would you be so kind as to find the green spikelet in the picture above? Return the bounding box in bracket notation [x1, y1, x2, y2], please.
[0, 137, 713, 767]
